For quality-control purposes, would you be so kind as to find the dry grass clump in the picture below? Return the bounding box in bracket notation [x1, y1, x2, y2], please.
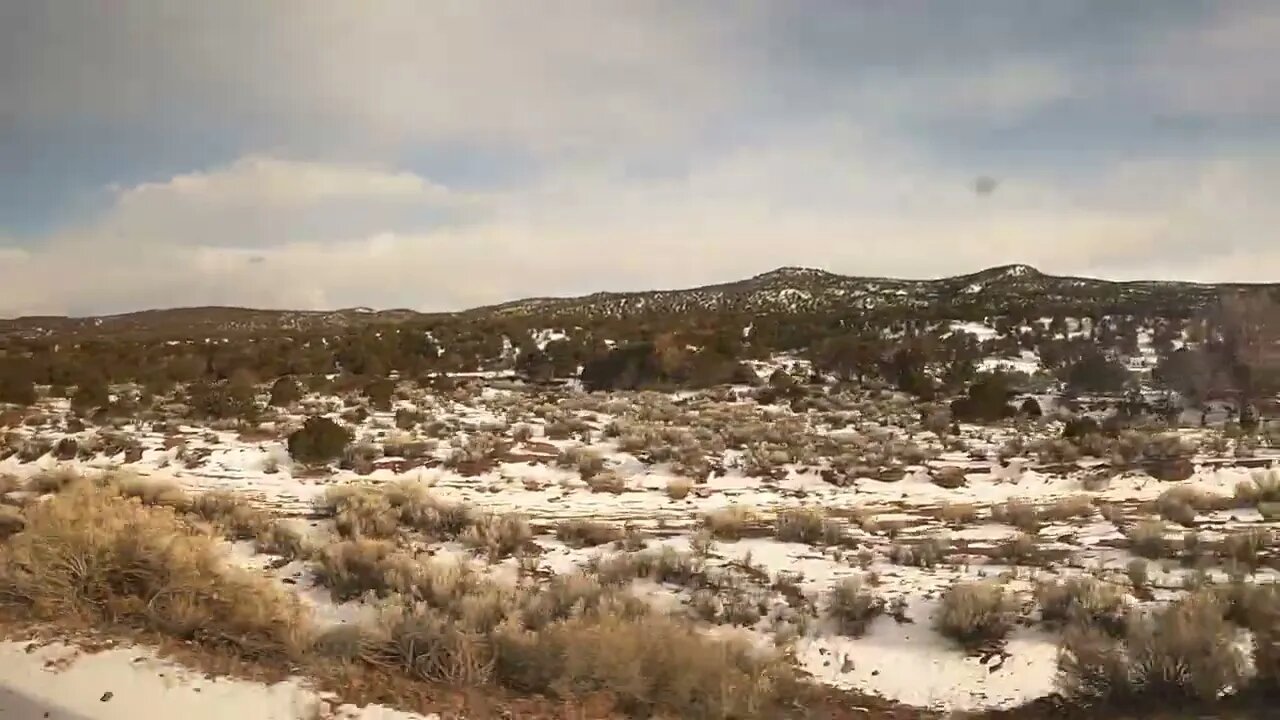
[934, 581, 1020, 649]
[825, 576, 885, 637]
[1127, 519, 1170, 559]
[702, 505, 758, 540]
[555, 519, 623, 548]
[187, 490, 272, 540]
[1035, 577, 1127, 635]
[0, 484, 310, 660]
[930, 466, 967, 489]
[1057, 591, 1246, 706]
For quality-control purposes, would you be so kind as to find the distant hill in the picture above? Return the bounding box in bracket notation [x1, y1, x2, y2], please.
[4, 264, 1276, 339]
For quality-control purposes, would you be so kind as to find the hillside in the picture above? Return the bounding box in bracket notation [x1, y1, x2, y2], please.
[3, 264, 1276, 339]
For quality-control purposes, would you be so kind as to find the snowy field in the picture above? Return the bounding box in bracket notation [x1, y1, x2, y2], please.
[4, 349, 1280, 719]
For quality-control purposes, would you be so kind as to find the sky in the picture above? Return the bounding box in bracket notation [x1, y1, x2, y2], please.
[1, 1, 1278, 317]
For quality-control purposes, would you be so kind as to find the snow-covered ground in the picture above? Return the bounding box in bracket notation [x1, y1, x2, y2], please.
[3, 372, 1280, 714]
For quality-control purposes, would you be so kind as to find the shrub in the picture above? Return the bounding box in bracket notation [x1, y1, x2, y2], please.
[703, 505, 757, 540]
[934, 581, 1020, 649]
[1042, 495, 1095, 522]
[825, 576, 885, 637]
[666, 477, 693, 500]
[363, 378, 395, 411]
[1128, 520, 1169, 559]
[1126, 559, 1150, 589]
[555, 519, 623, 548]
[0, 505, 24, 539]
[287, 416, 352, 466]
[187, 490, 271, 540]
[1057, 591, 1246, 705]
[939, 502, 979, 525]
[490, 610, 796, 719]
[0, 484, 310, 660]
[0, 372, 36, 406]
[1223, 528, 1272, 569]
[255, 521, 310, 560]
[775, 506, 829, 544]
[992, 497, 1041, 531]
[585, 470, 628, 494]
[113, 475, 190, 509]
[1035, 578, 1126, 635]
[25, 467, 81, 495]
[931, 466, 967, 489]
[461, 512, 533, 560]
[268, 377, 302, 407]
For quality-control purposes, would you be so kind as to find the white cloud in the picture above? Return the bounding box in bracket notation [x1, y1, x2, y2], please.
[1137, 1, 1280, 117]
[1, 2, 750, 155]
[4, 138, 1276, 317]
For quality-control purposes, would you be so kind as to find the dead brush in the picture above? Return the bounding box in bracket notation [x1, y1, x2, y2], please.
[0, 505, 23, 539]
[665, 476, 694, 500]
[24, 467, 80, 495]
[555, 519, 623, 548]
[938, 502, 980, 525]
[775, 506, 832, 544]
[1041, 495, 1096, 523]
[111, 475, 190, 509]
[461, 512, 533, 560]
[255, 521, 311, 560]
[555, 446, 606, 480]
[0, 483, 310, 660]
[1127, 519, 1170, 559]
[934, 581, 1020, 650]
[825, 575, 885, 637]
[187, 490, 272, 540]
[991, 497, 1041, 531]
[703, 504, 758, 540]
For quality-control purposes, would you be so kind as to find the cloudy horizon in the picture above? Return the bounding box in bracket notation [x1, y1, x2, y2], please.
[2, 2, 1278, 317]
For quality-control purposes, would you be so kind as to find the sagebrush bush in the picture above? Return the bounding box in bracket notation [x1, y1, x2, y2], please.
[703, 505, 757, 540]
[0, 484, 310, 660]
[461, 512, 533, 560]
[825, 576, 884, 637]
[775, 506, 830, 544]
[666, 476, 694, 500]
[1057, 591, 1245, 705]
[1128, 519, 1169, 559]
[1036, 577, 1127, 635]
[934, 581, 1020, 649]
[187, 490, 271, 540]
[555, 519, 623, 548]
